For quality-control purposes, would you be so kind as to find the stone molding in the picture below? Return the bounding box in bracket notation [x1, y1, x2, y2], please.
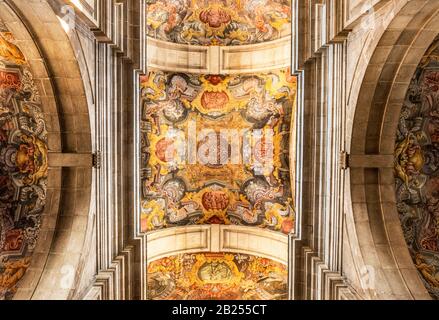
[147, 36, 292, 74]
[147, 225, 289, 265]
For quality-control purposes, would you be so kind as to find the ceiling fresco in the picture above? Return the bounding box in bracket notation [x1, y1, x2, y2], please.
[0, 21, 48, 300]
[146, 0, 291, 46]
[395, 37, 439, 299]
[140, 69, 296, 234]
[147, 252, 288, 300]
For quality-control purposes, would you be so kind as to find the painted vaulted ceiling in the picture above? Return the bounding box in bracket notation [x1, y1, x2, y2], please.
[143, 0, 294, 301]
[146, 0, 291, 46]
[140, 70, 296, 234]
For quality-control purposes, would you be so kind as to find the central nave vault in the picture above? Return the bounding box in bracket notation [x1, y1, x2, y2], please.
[141, 0, 295, 300]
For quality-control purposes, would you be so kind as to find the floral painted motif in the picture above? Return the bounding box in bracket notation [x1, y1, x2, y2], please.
[0, 21, 47, 300]
[140, 70, 296, 234]
[147, 252, 288, 300]
[147, 0, 291, 46]
[395, 37, 439, 299]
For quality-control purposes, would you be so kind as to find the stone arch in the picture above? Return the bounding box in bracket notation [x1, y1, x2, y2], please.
[0, 0, 94, 300]
[347, 0, 439, 299]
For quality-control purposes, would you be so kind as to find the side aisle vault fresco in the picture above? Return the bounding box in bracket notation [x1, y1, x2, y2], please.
[143, 0, 295, 300]
[0, 21, 48, 299]
[395, 37, 439, 299]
